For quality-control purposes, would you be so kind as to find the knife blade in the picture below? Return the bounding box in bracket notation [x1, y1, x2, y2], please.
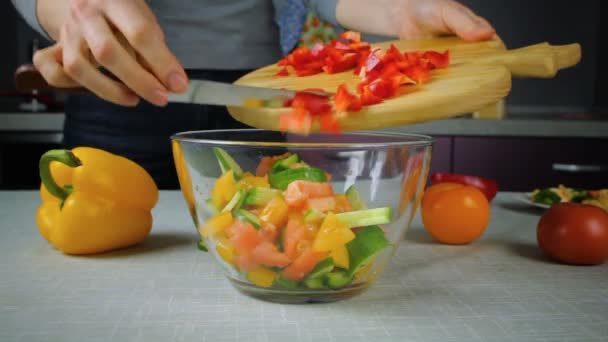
[14, 64, 330, 108]
[168, 79, 297, 107]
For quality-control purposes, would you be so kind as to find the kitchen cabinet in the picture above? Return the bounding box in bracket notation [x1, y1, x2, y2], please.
[428, 137, 452, 176]
[428, 136, 608, 191]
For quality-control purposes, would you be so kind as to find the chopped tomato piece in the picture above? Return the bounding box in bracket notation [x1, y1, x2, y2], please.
[250, 241, 291, 267]
[282, 248, 328, 281]
[228, 220, 263, 256]
[306, 196, 337, 212]
[234, 255, 260, 272]
[284, 180, 334, 207]
[259, 221, 280, 242]
[283, 216, 310, 259]
[256, 152, 291, 177]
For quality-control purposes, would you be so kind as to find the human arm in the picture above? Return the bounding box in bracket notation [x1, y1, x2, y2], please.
[307, 0, 495, 41]
[11, 0, 188, 106]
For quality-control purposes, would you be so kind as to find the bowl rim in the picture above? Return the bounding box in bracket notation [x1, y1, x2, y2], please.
[171, 129, 434, 148]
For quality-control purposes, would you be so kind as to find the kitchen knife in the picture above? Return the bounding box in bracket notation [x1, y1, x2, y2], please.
[13, 64, 329, 108]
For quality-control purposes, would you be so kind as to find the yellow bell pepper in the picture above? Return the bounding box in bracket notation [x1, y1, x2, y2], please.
[259, 196, 288, 227]
[36, 147, 158, 255]
[211, 170, 237, 209]
[215, 236, 236, 265]
[312, 213, 355, 252]
[247, 268, 277, 288]
[172, 141, 196, 220]
[238, 172, 270, 189]
[329, 244, 350, 269]
[199, 211, 233, 238]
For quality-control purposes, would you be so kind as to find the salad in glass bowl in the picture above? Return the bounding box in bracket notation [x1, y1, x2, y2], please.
[171, 129, 433, 303]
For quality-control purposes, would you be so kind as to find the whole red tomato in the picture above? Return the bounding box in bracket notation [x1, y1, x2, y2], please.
[537, 203, 608, 265]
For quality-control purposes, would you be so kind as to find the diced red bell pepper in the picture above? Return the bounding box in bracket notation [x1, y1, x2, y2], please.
[430, 173, 499, 201]
[360, 86, 384, 106]
[379, 63, 401, 80]
[279, 107, 312, 135]
[310, 43, 326, 58]
[295, 68, 322, 77]
[404, 51, 424, 63]
[275, 67, 289, 77]
[340, 30, 361, 43]
[365, 49, 383, 73]
[403, 65, 431, 84]
[383, 44, 405, 64]
[367, 78, 398, 99]
[319, 114, 341, 134]
[423, 50, 450, 69]
[335, 84, 362, 112]
[274, 31, 451, 135]
[333, 41, 354, 51]
[323, 53, 359, 74]
[291, 92, 332, 115]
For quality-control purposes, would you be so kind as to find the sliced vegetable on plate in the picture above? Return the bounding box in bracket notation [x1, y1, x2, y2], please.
[528, 185, 607, 211]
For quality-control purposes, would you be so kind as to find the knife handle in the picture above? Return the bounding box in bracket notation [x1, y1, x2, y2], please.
[15, 64, 91, 93]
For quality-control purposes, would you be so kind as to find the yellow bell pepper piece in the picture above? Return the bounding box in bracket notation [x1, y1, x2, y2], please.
[211, 170, 237, 209]
[330, 244, 350, 269]
[215, 237, 235, 265]
[259, 196, 288, 228]
[243, 98, 266, 108]
[354, 263, 373, 282]
[238, 172, 270, 189]
[247, 268, 277, 288]
[172, 141, 196, 218]
[312, 213, 355, 252]
[200, 211, 233, 238]
[36, 147, 158, 255]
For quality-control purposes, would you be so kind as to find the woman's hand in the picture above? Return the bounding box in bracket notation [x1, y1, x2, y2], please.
[336, 0, 495, 41]
[33, 0, 188, 106]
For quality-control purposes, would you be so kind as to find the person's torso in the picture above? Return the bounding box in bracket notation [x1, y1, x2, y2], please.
[147, 0, 282, 70]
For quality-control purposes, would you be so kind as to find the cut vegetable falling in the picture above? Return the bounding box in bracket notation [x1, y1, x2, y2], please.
[274, 31, 450, 134]
[200, 148, 393, 289]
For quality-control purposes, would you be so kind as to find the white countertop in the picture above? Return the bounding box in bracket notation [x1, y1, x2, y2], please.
[1, 191, 607, 342]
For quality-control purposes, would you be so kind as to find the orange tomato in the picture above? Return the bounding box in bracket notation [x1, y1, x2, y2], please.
[421, 182, 490, 244]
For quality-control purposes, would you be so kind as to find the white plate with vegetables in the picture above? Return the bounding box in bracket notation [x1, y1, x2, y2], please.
[519, 185, 608, 211]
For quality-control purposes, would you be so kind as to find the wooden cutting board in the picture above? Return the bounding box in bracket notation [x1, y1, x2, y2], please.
[228, 37, 581, 132]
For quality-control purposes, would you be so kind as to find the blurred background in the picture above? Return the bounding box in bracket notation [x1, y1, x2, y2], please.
[0, 0, 606, 190]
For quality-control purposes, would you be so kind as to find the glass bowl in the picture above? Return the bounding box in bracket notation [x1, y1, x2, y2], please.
[171, 129, 433, 303]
